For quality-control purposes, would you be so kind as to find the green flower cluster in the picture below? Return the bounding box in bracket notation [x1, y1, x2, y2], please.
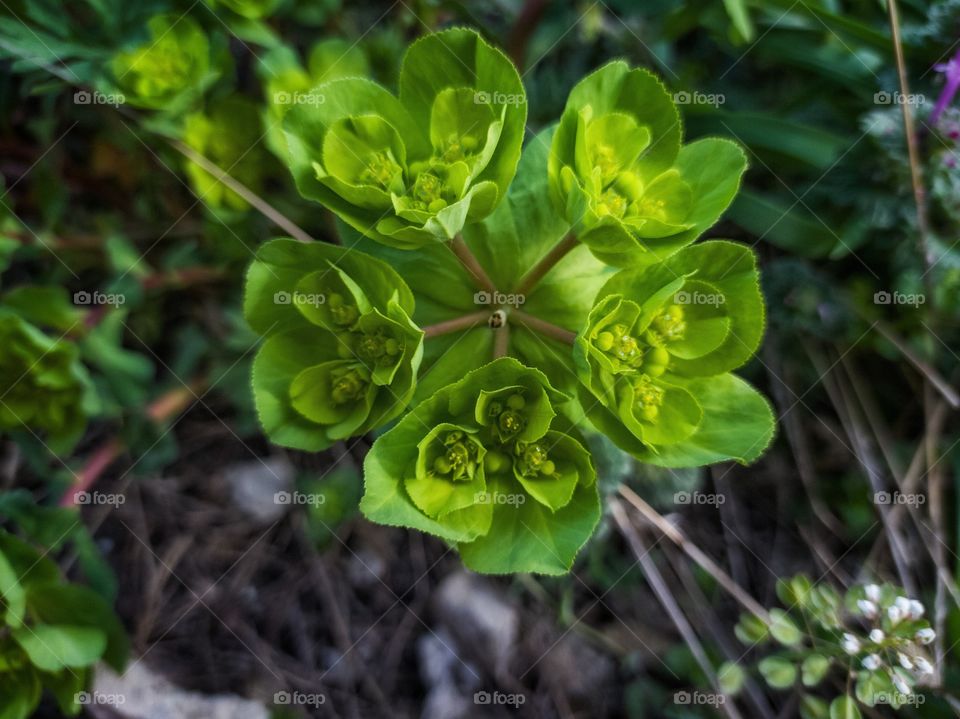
[575, 241, 770, 467]
[245, 239, 423, 451]
[282, 28, 526, 249]
[0, 309, 91, 453]
[548, 61, 747, 266]
[248, 30, 774, 575]
[183, 95, 269, 210]
[111, 15, 221, 111]
[362, 359, 599, 575]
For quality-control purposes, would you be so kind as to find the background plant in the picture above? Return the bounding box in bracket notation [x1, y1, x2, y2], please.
[0, 0, 957, 717]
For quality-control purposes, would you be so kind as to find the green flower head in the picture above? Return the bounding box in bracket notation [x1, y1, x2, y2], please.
[0, 310, 92, 454]
[548, 62, 747, 266]
[362, 358, 600, 575]
[111, 14, 220, 111]
[283, 28, 527, 249]
[574, 241, 772, 466]
[183, 96, 270, 210]
[245, 239, 423, 451]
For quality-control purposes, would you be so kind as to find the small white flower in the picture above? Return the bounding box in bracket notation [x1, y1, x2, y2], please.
[908, 599, 925, 619]
[869, 629, 885, 643]
[858, 599, 879, 619]
[888, 604, 905, 624]
[897, 652, 913, 669]
[864, 584, 881, 602]
[892, 673, 912, 695]
[895, 596, 912, 614]
[862, 654, 882, 670]
[914, 656, 934, 675]
[916, 628, 936, 644]
[841, 633, 861, 654]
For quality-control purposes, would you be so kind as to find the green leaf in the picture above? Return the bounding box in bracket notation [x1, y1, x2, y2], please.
[307, 38, 369, 82]
[26, 583, 129, 672]
[1, 286, 83, 332]
[718, 661, 745, 695]
[829, 695, 862, 719]
[769, 608, 803, 646]
[0, 669, 41, 719]
[730, 191, 837, 258]
[722, 0, 754, 41]
[758, 656, 796, 689]
[0, 530, 60, 589]
[801, 654, 830, 687]
[734, 613, 769, 644]
[0, 550, 25, 626]
[800, 694, 830, 719]
[12, 624, 106, 672]
[40, 667, 88, 716]
[458, 474, 600, 575]
[690, 113, 847, 170]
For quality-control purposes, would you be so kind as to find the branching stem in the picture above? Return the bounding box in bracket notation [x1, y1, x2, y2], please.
[423, 311, 489, 338]
[511, 310, 576, 344]
[449, 235, 496, 294]
[513, 232, 579, 297]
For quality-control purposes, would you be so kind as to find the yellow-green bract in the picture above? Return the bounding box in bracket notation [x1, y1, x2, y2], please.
[574, 241, 774, 467]
[0, 309, 93, 454]
[282, 27, 527, 249]
[360, 358, 600, 575]
[245, 238, 423, 452]
[548, 61, 748, 267]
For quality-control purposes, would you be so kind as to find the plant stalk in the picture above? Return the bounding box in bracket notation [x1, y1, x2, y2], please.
[449, 235, 496, 294]
[423, 311, 489, 338]
[513, 232, 579, 297]
[510, 310, 577, 344]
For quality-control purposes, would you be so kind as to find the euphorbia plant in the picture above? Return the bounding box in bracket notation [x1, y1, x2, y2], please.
[244, 28, 775, 574]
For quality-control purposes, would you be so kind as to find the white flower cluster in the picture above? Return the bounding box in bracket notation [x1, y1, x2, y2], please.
[841, 584, 936, 697]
